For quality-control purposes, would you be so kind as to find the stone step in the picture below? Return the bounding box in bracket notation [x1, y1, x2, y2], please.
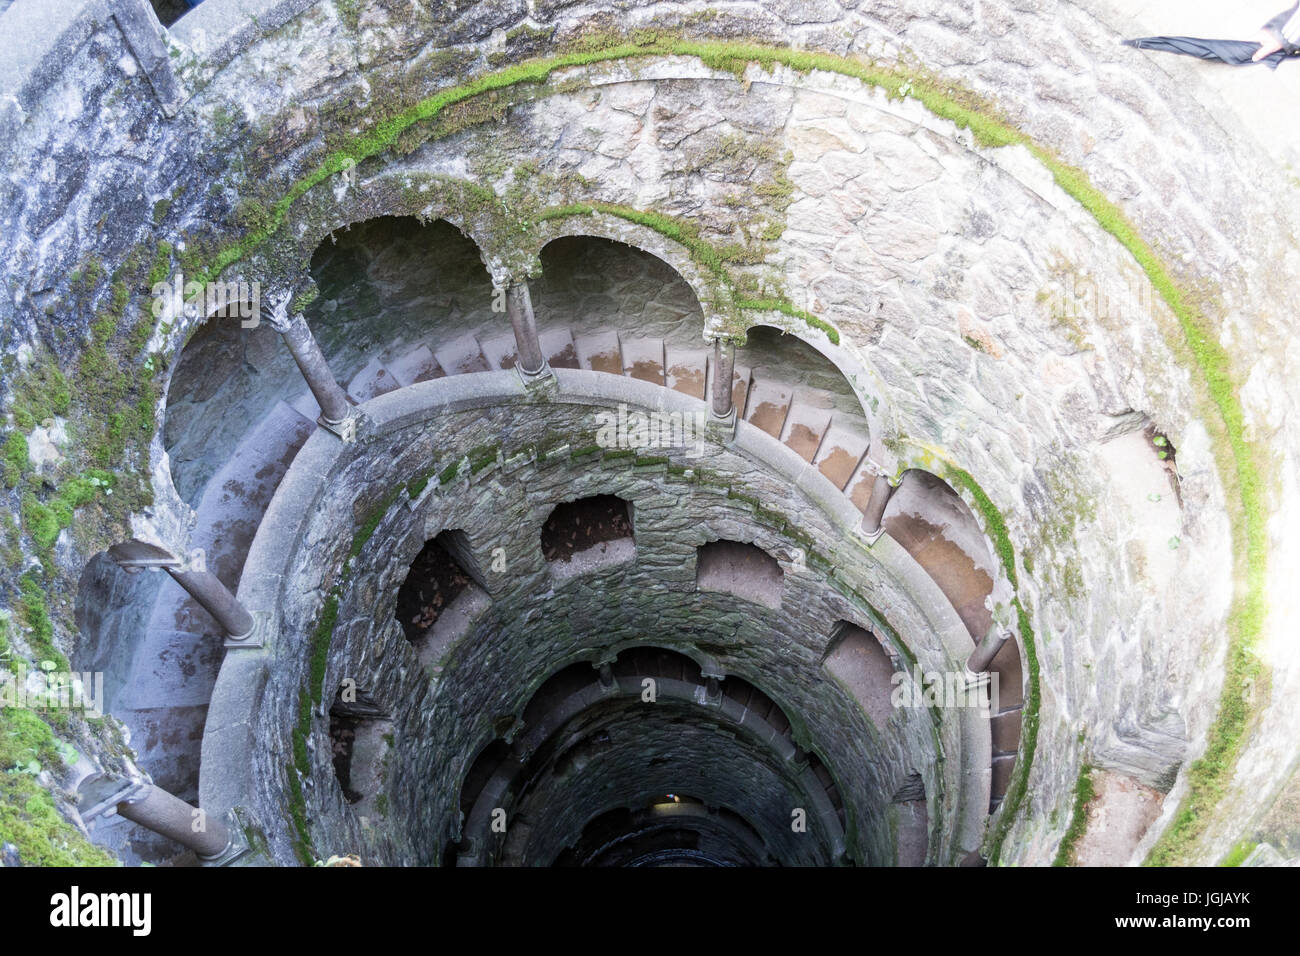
[814, 423, 870, 491]
[620, 335, 665, 385]
[780, 391, 834, 462]
[665, 347, 709, 400]
[388, 344, 442, 384]
[171, 399, 314, 602]
[574, 330, 623, 375]
[435, 332, 490, 375]
[541, 328, 579, 369]
[289, 390, 321, 421]
[112, 703, 209, 801]
[883, 483, 997, 641]
[347, 356, 400, 402]
[479, 332, 519, 371]
[743, 378, 793, 438]
[844, 457, 879, 514]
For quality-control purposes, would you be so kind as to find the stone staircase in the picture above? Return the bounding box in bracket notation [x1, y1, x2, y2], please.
[121, 401, 315, 804]
[127, 322, 973, 849]
[336, 326, 878, 518]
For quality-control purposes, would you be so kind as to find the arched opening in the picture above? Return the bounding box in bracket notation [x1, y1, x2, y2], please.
[306, 216, 498, 388]
[535, 235, 710, 393]
[822, 621, 897, 731]
[540, 494, 635, 578]
[328, 683, 393, 807]
[695, 539, 784, 610]
[163, 297, 300, 507]
[879, 469, 1024, 809]
[890, 772, 930, 867]
[394, 530, 489, 670]
[736, 325, 873, 497]
[883, 469, 999, 642]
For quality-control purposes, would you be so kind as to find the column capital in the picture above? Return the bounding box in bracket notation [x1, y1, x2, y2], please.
[258, 290, 297, 334]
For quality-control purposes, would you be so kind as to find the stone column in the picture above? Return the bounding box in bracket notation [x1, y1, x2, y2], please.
[967, 626, 1010, 674]
[506, 281, 548, 378]
[710, 338, 736, 421]
[116, 784, 233, 860]
[261, 302, 352, 428]
[165, 567, 255, 641]
[861, 475, 897, 536]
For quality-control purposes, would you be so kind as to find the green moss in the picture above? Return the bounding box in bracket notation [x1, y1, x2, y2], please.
[17, 571, 66, 670]
[309, 594, 339, 707]
[1052, 763, 1095, 866]
[231, 197, 275, 234]
[1219, 839, 1257, 867]
[9, 360, 72, 430]
[2, 432, 28, 489]
[284, 760, 314, 864]
[0, 707, 117, 866]
[21, 471, 113, 553]
[349, 487, 403, 560]
[146, 242, 173, 287]
[333, 0, 361, 31]
[152, 198, 171, 225]
[735, 298, 840, 345]
[290, 285, 319, 315]
[468, 444, 500, 474]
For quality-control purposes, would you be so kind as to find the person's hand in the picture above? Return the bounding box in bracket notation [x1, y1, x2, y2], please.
[1253, 28, 1284, 61]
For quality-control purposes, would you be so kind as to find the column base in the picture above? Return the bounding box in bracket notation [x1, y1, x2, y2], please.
[197, 807, 255, 867]
[317, 410, 360, 442]
[516, 361, 555, 392]
[707, 405, 736, 441]
[224, 610, 268, 649]
[860, 520, 887, 545]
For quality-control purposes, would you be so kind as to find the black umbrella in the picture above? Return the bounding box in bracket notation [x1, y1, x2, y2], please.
[1123, 36, 1294, 69]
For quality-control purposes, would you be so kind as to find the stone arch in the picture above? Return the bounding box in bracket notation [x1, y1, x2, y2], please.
[822, 621, 897, 733]
[734, 323, 875, 491]
[531, 217, 721, 329]
[302, 214, 501, 390]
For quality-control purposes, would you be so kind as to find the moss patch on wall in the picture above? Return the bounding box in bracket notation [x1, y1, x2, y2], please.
[1052, 762, 1095, 866]
[0, 706, 118, 866]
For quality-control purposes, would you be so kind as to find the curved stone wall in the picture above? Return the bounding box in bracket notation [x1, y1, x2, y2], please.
[201, 370, 989, 865]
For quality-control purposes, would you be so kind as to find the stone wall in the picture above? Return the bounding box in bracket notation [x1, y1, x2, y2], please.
[2, 0, 1298, 865]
